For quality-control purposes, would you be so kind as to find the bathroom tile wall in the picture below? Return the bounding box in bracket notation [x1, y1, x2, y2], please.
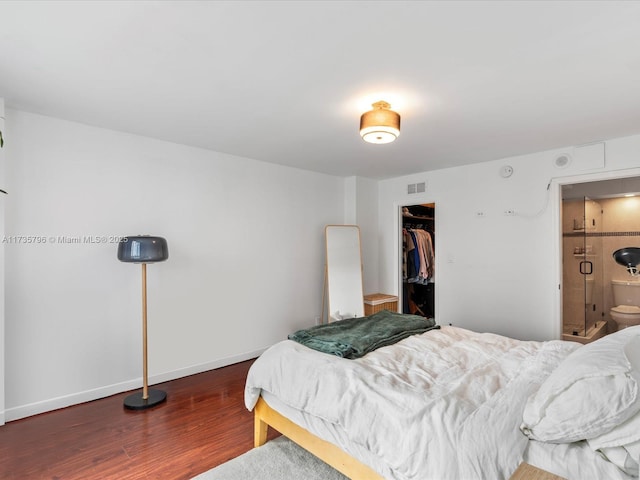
[600, 196, 640, 331]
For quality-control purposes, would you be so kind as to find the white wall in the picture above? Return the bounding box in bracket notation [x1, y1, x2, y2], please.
[378, 136, 640, 342]
[0, 98, 5, 425]
[4, 109, 345, 420]
[344, 176, 379, 296]
[6, 106, 640, 421]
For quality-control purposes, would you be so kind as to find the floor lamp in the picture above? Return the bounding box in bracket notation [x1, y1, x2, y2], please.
[118, 235, 169, 410]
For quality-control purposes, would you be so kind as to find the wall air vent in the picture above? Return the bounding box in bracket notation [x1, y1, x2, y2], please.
[407, 182, 426, 194]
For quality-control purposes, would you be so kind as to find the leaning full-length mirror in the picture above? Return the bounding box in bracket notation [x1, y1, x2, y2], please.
[325, 225, 364, 322]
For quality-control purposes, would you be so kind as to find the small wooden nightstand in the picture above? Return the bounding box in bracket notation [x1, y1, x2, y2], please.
[509, 462, 567, 480]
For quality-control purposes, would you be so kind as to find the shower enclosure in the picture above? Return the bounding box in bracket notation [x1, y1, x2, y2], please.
[562, 196, 606, 342]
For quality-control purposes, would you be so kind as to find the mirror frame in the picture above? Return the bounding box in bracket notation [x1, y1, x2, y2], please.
[324, 225, 365, 322]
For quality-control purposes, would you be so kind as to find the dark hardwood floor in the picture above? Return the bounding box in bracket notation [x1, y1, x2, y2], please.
[0, 359, 279, 480]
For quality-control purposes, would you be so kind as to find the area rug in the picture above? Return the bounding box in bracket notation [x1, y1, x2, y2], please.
[192, 436, 349, 480]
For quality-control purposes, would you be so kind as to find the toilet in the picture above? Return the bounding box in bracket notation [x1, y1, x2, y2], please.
[610, 280, 640, 331]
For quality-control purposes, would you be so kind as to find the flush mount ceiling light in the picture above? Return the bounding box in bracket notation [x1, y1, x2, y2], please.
[359, 100, 400, 144]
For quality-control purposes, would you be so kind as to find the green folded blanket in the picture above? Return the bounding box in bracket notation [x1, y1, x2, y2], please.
[288, 310, 440, 359]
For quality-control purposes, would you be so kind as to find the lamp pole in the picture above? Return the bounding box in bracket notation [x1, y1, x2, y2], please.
[119, 235, 169, 410]
[141, 263, 149, 401]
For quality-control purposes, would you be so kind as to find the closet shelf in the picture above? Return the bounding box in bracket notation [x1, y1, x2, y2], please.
[403, 214, 433, 221]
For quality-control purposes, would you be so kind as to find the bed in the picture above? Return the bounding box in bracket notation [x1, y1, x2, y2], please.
[244, 314, 640, 480]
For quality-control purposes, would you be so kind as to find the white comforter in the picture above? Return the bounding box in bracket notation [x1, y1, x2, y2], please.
[245, 326, 579, 480]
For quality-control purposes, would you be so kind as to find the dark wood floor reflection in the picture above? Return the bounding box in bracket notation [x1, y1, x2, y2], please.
[0, 359, 279, 479]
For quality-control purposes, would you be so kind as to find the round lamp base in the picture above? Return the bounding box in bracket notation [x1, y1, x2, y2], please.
[123, 389, 167, 410]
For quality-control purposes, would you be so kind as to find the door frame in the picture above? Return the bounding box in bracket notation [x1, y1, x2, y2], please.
[551, 167, 640, 339]
[396, 200, 437, 317]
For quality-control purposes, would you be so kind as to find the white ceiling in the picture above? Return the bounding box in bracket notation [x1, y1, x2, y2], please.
[2, 1, 640, 179]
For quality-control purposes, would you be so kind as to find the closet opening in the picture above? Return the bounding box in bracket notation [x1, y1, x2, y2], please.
[400, 203, 435, 319]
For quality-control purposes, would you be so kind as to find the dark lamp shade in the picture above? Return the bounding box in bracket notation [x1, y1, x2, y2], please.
[117, 236, 169, 263]
[613, 248, 640, 268]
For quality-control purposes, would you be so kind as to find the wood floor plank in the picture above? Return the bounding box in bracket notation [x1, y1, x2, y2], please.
[0, 359, 279, 479]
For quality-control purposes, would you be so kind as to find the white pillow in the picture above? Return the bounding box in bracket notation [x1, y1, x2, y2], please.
[587, 335, 640, 450]
[521, 326, 640, 443]
[596, 445, 639, 477]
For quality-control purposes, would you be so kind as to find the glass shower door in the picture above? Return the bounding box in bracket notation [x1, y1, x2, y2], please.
[582, 197, 603, 336]
[562, 196, 603, 338]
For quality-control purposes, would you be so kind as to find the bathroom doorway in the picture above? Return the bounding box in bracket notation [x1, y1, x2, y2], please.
[561, 176, 640, 343]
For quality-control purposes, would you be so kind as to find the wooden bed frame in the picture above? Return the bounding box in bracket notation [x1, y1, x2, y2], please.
[254, 396, 385, 479]
[253, 396, 566, 480]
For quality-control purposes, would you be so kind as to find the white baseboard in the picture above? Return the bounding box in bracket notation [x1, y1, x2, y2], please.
[5, 378, 141, 422]
[151, 347, 268, 384]
[3, 347, 268, 423]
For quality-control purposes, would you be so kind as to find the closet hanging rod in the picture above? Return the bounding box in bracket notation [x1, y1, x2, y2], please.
[404, 224, 434, 231]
